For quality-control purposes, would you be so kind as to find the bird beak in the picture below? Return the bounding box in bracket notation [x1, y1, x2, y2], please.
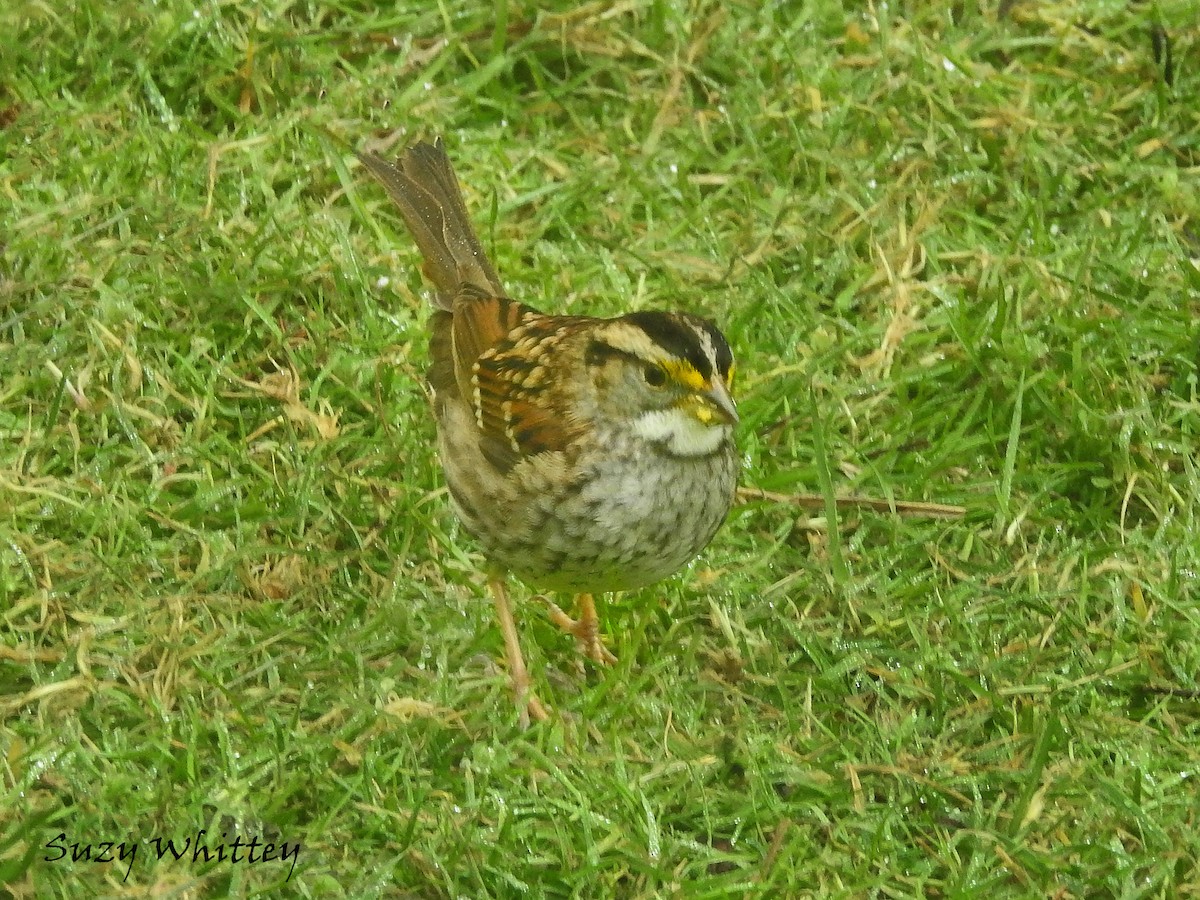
[702, 376, 739, 426]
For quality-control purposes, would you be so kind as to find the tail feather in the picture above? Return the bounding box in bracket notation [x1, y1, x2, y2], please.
[357, 138, 502, 308]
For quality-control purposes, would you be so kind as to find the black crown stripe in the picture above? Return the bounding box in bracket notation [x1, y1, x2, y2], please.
[622, 311, 717, 381]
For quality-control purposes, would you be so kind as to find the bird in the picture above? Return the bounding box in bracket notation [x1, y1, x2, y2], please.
[356, 138, 738, 724]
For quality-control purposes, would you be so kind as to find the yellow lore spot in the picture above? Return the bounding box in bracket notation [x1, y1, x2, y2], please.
[663, 360, 708, 393]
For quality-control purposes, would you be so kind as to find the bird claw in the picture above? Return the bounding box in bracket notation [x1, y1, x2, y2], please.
[544, 597, 618, 665]
[513, 682, 551, 728]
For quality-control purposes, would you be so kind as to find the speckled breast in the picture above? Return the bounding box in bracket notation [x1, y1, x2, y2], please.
[444, 427, 738, 595]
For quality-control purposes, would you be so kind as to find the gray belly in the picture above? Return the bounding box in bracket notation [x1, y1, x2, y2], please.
[444, 435, 737, 595]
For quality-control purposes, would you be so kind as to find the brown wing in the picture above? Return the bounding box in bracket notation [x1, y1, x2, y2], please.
[430, 288, 584, 472]
[448, 284, 529, 399]
[361, 139, 585, 471]
[470, 314, 589, 472]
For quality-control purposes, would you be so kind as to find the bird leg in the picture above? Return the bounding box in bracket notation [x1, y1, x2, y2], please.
[488, 576, 549, 726]
[545, 593, 618, 665]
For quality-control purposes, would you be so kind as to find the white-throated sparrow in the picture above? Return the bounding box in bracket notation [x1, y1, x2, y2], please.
[358, 138, 738, 724]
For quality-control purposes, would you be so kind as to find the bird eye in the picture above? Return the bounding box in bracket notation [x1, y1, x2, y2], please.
[643, 365, 667, 387]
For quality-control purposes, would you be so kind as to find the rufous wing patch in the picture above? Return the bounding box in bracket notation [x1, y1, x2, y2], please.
[450, 287, 533, 400]
[469, 319, 586, 472]
[504, 397, 577, 456]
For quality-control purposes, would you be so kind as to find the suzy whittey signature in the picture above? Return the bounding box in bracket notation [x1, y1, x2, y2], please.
[44, 829, 301, 883]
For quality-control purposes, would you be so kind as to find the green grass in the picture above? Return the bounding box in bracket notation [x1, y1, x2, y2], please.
[2, 0, 1198, 896]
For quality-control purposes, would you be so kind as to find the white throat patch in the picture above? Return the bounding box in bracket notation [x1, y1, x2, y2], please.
[632, 408, 729, 457]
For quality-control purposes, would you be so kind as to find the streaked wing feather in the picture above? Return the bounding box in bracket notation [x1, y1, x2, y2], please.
[450, 286, 532, 403]
[362, 140, 588, 473]
[469, 315, 587, 472]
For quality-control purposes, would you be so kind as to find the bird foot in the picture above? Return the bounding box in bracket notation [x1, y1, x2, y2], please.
[544, 595, 618, 665]
[511, 674, 551, 728]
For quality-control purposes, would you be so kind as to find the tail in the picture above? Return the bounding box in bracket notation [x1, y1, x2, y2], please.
[357, 138, 503, 308]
